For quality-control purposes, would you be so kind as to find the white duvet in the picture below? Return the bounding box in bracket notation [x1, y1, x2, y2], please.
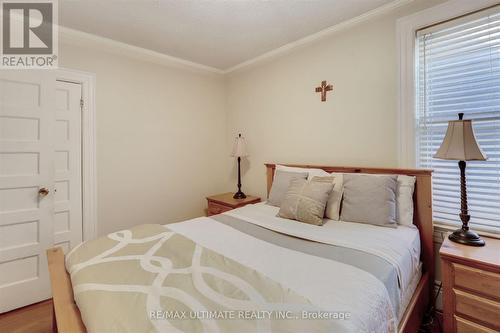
[226, 203, 421, 298]
[168, 202, 421, 333]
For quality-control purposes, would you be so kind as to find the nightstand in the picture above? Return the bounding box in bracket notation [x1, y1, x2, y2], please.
[440, 236, 500, 333]
[206, 192, 261, 216]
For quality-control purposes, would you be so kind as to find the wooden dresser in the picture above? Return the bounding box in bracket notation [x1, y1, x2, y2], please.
[440, 236, 500, 333]
[206, 192, 260, 216]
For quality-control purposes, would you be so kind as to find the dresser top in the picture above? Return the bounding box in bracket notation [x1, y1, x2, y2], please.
[440, 235, 500, 270]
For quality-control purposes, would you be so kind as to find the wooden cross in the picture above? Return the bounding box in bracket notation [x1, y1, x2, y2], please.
[315, 81, 333, 102]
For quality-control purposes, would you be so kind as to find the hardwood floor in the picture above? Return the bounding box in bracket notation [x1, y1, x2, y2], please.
[0, 300, 53, 333]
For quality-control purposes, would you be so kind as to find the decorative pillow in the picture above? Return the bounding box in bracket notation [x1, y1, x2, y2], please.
[396, 175, 416, 226]
[268, 170, 308, 207]
[306, 170, 344, 221]
[340, 174, 398, 228]
[278, 178, 334, 226]
[311, 176, 338, 215]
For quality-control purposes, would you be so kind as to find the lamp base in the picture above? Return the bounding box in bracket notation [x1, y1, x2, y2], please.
[233, 191, 246, 199]
[448, 228, 485, 247]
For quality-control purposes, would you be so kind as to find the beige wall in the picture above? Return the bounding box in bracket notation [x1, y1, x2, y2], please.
[58, 1, 448, 296]
[224, 0, 447, 308]
[59, 42, 227, 236]
[225, 0, 445, 200]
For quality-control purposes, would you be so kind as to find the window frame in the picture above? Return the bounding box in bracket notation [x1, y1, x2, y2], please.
[397, 0, 500, 233]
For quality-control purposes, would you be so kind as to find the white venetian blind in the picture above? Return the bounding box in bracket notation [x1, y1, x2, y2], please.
[416, 5, 500, 233]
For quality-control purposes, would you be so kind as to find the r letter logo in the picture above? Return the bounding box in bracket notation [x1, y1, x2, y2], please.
[1, 0, 58, 69]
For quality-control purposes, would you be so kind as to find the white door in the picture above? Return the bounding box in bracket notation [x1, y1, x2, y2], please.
[53, 80, 83, 253]
[0, 73, 83, 312]
[0, 71, 56, 312]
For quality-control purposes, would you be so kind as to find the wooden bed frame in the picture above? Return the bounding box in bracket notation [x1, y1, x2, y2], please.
[47, 163, 433, 333]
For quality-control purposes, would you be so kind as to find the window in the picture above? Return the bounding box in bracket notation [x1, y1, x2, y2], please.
[416, 6, 500, 233]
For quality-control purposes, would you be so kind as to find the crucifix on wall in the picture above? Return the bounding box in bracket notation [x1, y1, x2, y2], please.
[315, 81, 333, 102]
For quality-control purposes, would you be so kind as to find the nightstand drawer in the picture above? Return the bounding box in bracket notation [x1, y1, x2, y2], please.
[454, 263, 500, 300]
[441, 237, 500, 333]
[207, 193, 261, 217]
[454, 289, 500, 330]
[208, 202, 232, 216]
[455, 316, 498, 333]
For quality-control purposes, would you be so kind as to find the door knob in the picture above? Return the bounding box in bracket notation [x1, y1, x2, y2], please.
[38, 187, 49, 197]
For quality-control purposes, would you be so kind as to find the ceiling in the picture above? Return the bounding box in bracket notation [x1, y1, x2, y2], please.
[60, 0, 394, 70]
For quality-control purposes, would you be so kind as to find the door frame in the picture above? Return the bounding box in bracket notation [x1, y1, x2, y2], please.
[56, 68, 97, 241]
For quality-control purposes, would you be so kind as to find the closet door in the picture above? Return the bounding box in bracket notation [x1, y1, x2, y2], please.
[53, 80, 82, 254]
[0, 71, 56, 312]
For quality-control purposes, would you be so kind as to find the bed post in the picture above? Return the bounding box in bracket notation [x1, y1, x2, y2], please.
[414, 173, 434, 301]
[47, 247, 87, 333]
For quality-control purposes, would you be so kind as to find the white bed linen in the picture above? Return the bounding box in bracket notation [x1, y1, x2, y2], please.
[169, 217, 397, 333]
[399, 263, 422, 321]
[225, 203, 421, 299]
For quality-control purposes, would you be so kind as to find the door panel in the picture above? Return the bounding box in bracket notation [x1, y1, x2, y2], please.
[53, 80, 82, 253]
[0, 71, 56, 312]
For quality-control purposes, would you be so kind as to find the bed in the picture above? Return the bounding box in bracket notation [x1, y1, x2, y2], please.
[47, 164, 434, 333]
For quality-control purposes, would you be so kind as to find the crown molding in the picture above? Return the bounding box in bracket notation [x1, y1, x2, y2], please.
[223, 0, 414, 74]
[59, 27, 224, 75]
[59, 0, 413, 75]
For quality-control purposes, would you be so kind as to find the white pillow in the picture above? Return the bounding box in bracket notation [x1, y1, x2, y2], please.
[324, 173, 344, 220]
[276, 165, 327, 180]
[306, 168, 330, 180]
[396, 175, 416, 226]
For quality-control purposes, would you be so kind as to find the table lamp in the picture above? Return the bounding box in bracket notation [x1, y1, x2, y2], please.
[434, 113, 487, 246]
[231, 133, 248, 199]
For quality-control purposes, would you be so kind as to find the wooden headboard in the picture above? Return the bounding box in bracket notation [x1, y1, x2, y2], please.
[265, 163, 434, 295]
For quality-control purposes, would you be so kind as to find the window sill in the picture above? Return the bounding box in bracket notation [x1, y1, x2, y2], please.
[433, 222, 500, 241]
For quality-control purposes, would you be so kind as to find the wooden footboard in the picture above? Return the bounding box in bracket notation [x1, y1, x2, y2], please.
[46, 247, 86, 333]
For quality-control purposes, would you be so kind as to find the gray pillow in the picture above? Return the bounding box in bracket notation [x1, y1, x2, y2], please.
[268, 170, 308, 206]
[340, 174, 398, 228]
[278, 178, 334, 225]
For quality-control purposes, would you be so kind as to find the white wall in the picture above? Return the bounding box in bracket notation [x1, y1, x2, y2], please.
[58, 2, 449, 293]
[59, 42, 227, 236]
[225, 0, 446, 200]
[224, 0, 448, 309]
